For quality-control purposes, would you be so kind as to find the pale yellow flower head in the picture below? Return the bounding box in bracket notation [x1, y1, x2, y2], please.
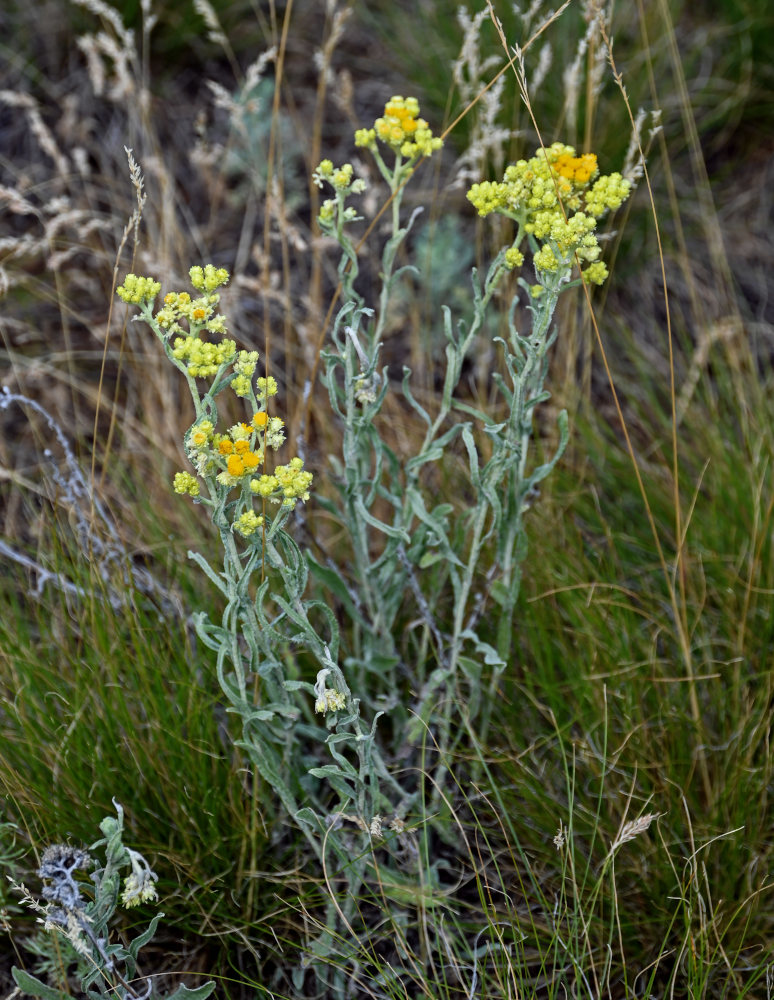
[234, 510, 264, 537]
[361, 95, 443, 160]
[467, 142, 632, 285]
[116, 274, 161, 304]
[315, 688, 347, 714]
[173, 471, 200, 497]
[172, 336, 237, 377]
[121, 866, 158, 909]
[189, 264, 230, 293]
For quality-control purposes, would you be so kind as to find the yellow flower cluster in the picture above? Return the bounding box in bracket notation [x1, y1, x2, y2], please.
[116, 274, 161, 304]
[553, 151, 598, 184]
[189, 264, 229, 293]
[584, 172, 631, 217]
[210, 418, 266, 484]
[173, 471, 200, 497]
[532, 212, 600, 271]
[250, 457, 313, 507]
[466, 142, 631, 285]
[231, 350, 259, 397]
[156, 293, 220, 336]
[468, 143, 600, 218]
[172, 335, 237, 377]
[312, 160, 366, 194]
[256, 376, 278, 401]
[135, 265, 229, 344]
[313, 159, 367, 226]
[355, 95, 443, 159]
[120, 872, 158, 908]
[156, 292, 228, 338]
[117, 263, 314, 527]
[315, 688, 347, 714]
[234, 510, 264, 537]
[178, 405, 313, 519]
[504, 247, 525, 270]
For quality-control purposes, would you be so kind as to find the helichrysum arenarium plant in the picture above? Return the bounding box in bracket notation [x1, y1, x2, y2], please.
[10, 803, 214, 1000]
[115, 260, 408, 982]
[312, 118, 631, 784]
[115, 96, 630, 989]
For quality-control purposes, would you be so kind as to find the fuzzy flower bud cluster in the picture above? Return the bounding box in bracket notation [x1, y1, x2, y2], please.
[250, 457, 313, 508]
[234, 510, 264, 537]
[116, 264, 314, 534]
[313, 158, 367, 227]
[314, 668, 346, 715]
[178, 393, 313, 529]
[120, 848, 159, 908]
[316, 96, 441, 228]
[312, 159, 366, 195]
[314, 688, 347, 714]
[231, 350, 260, 397]
[116, 274, 161, 304]
[120, 872, 158, 908]
[153, 266, 230, 346]
[121, 266, 235, 378]
[172, 335, 237, 377]
[467, 142, 631, 285]
[355, 95, 443, 159]
[156, 291, 228, 339]
[189, 264, 230, 292]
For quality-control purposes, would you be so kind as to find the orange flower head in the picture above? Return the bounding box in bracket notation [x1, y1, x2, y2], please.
[554, 152, 598, 184]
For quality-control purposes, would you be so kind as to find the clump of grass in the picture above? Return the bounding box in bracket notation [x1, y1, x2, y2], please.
[495, 343, 774, 987]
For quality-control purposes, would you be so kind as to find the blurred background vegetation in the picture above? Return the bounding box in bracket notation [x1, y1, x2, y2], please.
[1, 0, 773, 996]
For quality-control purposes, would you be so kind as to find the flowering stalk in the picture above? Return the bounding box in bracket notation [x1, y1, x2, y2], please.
[463, 142, 631, 656]
[315, 121, 632, 785]
[116, 263, 409, 965]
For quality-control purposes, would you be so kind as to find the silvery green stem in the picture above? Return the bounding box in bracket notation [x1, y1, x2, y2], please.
[417, 254, 509, 458]
[372, 158, 412, 347]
